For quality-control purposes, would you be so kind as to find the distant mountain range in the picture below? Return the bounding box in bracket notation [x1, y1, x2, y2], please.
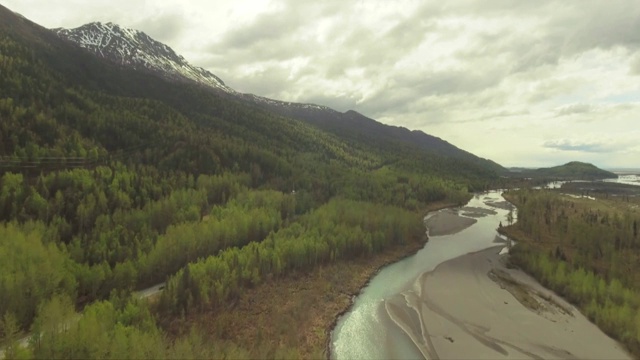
[53, 21, 503, 173]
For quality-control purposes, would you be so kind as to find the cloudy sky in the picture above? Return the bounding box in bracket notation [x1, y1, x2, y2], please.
[5, 0, 640, 168]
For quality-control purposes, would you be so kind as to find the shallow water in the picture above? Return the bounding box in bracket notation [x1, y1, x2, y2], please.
[331, 191, 513, 359]
[605, 175, 640, 187]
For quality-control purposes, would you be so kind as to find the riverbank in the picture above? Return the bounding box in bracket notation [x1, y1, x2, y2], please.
[500, 188, 640, 356]
[386, 246, 631, 359]
[332, 190, 520, 359]
[164, 201, 461, 359]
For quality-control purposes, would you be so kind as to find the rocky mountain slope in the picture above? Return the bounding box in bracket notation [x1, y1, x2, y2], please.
[55, 22, 231, 92]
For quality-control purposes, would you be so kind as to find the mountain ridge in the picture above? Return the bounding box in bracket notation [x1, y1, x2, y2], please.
[52, 20, 504, 173]
[54, 22, 231, 92]
[0, 3, 498, 188]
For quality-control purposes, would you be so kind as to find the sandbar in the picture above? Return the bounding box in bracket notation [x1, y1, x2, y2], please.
[424, 210, 477, 236]
[385, 247, 631, 359]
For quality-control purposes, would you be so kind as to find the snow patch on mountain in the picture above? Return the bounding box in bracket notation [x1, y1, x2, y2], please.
[54, 22, 233, 92]
[53, 22, 336, 114]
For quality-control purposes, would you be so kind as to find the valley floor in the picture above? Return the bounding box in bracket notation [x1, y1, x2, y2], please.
[164, 238, 425, 358]
[162, 202, 458, 359]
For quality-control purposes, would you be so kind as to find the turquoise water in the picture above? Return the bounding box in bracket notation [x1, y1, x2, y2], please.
[330, 191, 513, 359]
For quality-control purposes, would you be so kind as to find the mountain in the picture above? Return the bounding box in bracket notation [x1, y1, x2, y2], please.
[54, 22, 231, 92]
[286, 107, 505, 173]
[53, 21, 504, 174]
[515, 162, 617, 180]
[0, 4, 501, 188]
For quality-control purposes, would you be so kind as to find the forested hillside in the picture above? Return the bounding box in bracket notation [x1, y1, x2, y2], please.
[501, 189, 640, 356]
[0, 5, 500, 358]
[246, 102, 505, 175]
[50, 19, 504, 176]
[510, 161, 616, 180]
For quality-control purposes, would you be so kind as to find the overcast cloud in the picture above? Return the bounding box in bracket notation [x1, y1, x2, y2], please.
[4, 0, 640, 168]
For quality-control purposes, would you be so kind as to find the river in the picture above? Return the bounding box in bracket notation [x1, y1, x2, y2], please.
[331, 190, 514, 359]
[331, 177, 635, 359]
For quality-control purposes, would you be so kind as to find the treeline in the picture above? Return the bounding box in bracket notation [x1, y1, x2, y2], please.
[136, 190, 294, 287]
[1, 293, 254, 359]
[336, 166, 471, 209]
[503, 189, 640, 355]
[0, 222, 76, 334]
[159, 198, 423, 315]
[510, 245, 640, 354]
[508, 189, 640, 285]
[0, 185, 292, 331]
[0, 162, 472, 335]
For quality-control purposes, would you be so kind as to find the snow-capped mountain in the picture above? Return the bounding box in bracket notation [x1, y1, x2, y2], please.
[54, 22, 232, 92]
[53, 22, 334, 112]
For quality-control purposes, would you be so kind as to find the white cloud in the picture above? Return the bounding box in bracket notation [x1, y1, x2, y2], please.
[632, 53, 640, 75]
[543, 138, 621, 153]
[3, 0, 640, 168]
[556, 104, 595, 117]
